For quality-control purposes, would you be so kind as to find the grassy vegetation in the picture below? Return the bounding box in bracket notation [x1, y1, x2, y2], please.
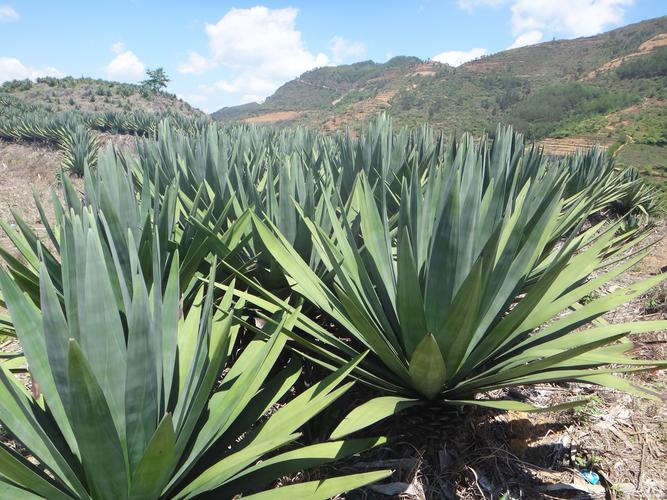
[617, 105, 667, 145]
[552, 114, 609, 137]
[506, 82, 640, 138]
[617, 46, 667, 79]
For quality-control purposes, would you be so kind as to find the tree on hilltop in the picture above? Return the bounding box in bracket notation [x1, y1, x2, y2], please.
[142, 67, 170, 93]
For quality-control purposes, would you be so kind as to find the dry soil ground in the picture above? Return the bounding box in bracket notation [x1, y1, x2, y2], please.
[0, 138, 665, 499]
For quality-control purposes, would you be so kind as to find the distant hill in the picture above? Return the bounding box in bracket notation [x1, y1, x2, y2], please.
[212, 16, 667, 193]
[0, 76, 204, 117]
[212, 16, 666, 143]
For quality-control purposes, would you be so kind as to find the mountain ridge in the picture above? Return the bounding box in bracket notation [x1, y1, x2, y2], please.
[211, 15, 666, 143]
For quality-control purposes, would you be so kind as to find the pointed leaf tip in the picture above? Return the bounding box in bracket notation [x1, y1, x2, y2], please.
[409, 333, 447, 400]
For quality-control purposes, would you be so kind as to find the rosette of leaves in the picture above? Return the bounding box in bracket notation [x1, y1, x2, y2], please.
[0, 213, 390, 499]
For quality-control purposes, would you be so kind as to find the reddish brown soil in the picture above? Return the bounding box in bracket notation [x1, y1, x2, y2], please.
[243, 111, 302, 124]
[538, 135, 615, 156]
[584, 33, 667, 80]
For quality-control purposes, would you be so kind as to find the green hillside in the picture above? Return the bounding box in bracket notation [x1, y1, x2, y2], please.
[0, 76, 203, 117]
[212, 16, 666, 199]
[0, 75, 209, 176]
[212, 16, 666, 142]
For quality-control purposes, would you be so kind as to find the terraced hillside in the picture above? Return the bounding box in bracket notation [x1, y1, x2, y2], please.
[213, 15, 666, 199]
[212, 16, 666, 140]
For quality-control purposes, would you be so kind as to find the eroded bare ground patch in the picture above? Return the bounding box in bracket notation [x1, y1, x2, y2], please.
[0, 139, 87, 253]
[243, 111, 302, 123]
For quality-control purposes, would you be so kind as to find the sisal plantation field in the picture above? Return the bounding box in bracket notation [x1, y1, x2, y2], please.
[0, 107, 665, 498]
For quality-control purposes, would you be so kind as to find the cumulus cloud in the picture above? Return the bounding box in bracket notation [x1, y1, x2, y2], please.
[180, 6, 329, 103]
[104, 42, 145, 82]
[457, 0, 634, 49]
[205, 7, 327, 75]
[204, 6, 327, 98]
[432, 47, 487, 66]
[177, 50, 216, 75]
[0, 57, 63, 82]
[0, 4, 19, 22]
[329, 36, 366, 64]
[202, 74, 278, 102]
[508, 29, 543, 48]
[509, 0, 634, 38]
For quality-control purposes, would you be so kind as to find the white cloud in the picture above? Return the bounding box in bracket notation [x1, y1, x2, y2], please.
[329, 36, 366, 64]
[0, 57, 63, 82]
[201, 74, 278, 105]
[177, 50, 216, 75]
[181, 6, 328, 103]
[104, 42, 145, 82]
[0, 4, 19, 22]
[205, 7, 327, 75]
[206, 7, 328, 96]
[432, 47, 487, 66]
[510, 0, 634, 38]
[508, 29, 543, 48]
[457, 0, 634, 50]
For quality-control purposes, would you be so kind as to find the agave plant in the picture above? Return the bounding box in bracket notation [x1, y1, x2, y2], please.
[560, 147, 662, 218]
[0, 297, 12, 337]
[243, 134, 667, 410]
[0, 210, 390, 499]
[128, 121, 340, 289]
[163, 118, 654, 292]
[613, 166, 662, 217]
[0, 143, 247, 312]
[59, 124, 100, 176]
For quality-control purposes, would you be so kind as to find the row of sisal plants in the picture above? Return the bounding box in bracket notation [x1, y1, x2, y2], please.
[0, 115, 664, 498]
[0, 96, 210, 175]
[0, 96, 210, 141]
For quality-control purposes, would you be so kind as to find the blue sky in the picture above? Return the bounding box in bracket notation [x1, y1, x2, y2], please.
[1, 1, 665, 112]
